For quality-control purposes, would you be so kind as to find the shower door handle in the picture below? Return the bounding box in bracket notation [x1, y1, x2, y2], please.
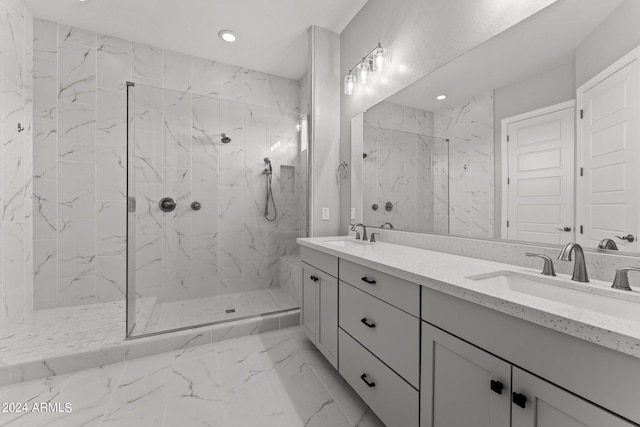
[159, 197, 176, 213]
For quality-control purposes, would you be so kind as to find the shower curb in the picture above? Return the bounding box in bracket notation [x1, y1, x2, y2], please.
[0, 309, 300, 387]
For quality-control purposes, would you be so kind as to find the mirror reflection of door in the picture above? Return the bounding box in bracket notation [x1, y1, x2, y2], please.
[577, 46, 640, 252]
[502, 102, 575, 245]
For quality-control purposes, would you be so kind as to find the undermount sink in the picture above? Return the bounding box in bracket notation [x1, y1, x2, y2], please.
[468, 271, 640, 323]
[325, 239, 373, 247]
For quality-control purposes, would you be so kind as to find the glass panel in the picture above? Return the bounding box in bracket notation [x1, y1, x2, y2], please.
[360, 118, 449, 233]
[126, 83, 305, 337]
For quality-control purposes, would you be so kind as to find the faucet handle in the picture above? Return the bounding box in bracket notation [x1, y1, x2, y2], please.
[369, 232, 380, 243]
[612, 266, 640, 291]
[526, 253, 556, 276]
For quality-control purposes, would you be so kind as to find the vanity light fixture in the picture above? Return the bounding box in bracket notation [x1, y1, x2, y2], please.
[344, 73, 356, 96]
[218, 30, 237, 43]
[344, 42, 387, 96]
[436, 94, 447, 100]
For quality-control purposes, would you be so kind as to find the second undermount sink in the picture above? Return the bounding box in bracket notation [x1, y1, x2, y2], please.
[325, 238, 373, 248]
[468, 271, 640, 323]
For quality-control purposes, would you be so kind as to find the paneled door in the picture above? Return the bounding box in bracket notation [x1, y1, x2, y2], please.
[503, 102, 575, 245]
[577, 47, 640, 251]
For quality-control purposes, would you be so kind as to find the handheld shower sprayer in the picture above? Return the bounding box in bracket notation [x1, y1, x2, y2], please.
[263, 158, 277, 221]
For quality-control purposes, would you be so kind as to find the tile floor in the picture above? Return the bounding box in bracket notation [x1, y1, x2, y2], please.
[0, 327, 384, 427]
[0, 288, 297, 367]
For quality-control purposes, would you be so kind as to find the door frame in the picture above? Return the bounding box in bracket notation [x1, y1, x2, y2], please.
[576, 45, 640, 248]
[500, 99, 576, 239]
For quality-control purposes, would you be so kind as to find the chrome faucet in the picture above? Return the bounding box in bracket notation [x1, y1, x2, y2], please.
[597, 238, 619, 250]
[351, 223, 368, 241]
[380, 222, 394, 229]
[558, 243, 589, 282]
[611, 266, 640, 291]
[526, 253, 556, 276]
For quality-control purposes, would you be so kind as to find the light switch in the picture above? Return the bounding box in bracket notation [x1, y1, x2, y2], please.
[322, 207, 330, 220]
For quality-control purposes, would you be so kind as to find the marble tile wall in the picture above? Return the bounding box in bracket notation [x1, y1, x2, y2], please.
[32, 19, 305, 309]
[0, 0, 33, 328]
[434, 91, 494, 238]
[362, 101, 441, 232]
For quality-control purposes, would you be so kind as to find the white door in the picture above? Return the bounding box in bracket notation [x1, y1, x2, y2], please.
[577, 47, 640, 252]
[504, 103, 575, 245]
[511, 367, 634, 427]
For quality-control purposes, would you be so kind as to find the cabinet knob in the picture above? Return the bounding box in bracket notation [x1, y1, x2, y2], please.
[360, 373, 376, 388]
[512, 392, 527, 408]
[361, 276, 376, 284]
[310, 275, 318, 282]
[490, 380, 504, 395]
[360, 318, 376, 328]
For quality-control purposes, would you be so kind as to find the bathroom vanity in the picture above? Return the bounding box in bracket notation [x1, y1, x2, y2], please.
[298, 236, 640, 427]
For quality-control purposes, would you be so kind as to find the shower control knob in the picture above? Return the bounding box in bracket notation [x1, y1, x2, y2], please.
[191, 201, 201, 211]
[159, 197, 176, 213]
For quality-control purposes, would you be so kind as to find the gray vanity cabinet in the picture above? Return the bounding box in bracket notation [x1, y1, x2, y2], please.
[421, 322, 511, 427]
[421, 322, 634, 427]
[511, 367, 634, 427]
[301, 247, 338, 368]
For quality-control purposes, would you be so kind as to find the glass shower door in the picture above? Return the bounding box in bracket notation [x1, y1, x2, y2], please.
[126, 81, 302, 338]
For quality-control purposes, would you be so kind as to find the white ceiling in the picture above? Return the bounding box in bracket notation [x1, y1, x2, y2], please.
[21, 0, 368, 80]
[388, 0, 624, 111]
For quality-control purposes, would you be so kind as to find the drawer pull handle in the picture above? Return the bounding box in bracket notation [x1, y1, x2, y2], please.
[490, 380, 504, 395]
[512, 392, 527, 408]
[361, 276, 376, 284]
[310, 275, 318, 282]
[360, 318, 376, 328]
[360, 373, 376, 388]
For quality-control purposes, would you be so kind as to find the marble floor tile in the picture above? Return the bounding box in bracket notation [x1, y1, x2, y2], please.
[0, 288, 297, 370]
[0, 327, 382, 427]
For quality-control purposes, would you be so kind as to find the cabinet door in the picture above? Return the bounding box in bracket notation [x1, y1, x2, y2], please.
[511, 367, 634, 427]
[317, 269, 338, 368]
[421, 322, 511, 427]
[301, 266, 318, 342]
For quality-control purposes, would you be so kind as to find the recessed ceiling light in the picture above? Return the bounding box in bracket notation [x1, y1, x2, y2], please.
[218, 30, 237, 43]
[436, 94, 447, 100]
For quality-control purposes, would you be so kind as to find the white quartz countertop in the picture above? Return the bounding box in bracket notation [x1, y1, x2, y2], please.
[297, 236, 640, 359]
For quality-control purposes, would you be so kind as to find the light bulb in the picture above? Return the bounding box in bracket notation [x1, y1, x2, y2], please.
[373, 46, 386, 72]
[344, 74, 356, 96]
[358, 62, 370, 85]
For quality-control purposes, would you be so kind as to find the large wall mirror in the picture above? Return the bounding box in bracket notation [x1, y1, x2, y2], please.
[351, 0, 640, 254]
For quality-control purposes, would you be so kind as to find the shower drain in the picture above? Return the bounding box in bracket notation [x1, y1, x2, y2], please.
[225, 308, 236, 314]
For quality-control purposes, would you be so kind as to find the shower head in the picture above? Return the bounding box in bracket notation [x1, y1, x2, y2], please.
[264, 158, 271, 164]
[221, 133, 231, 144]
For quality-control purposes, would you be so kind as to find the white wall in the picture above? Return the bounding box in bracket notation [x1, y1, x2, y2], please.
[0, 0, 33, 328]
[575, 0, 640, 87]
[339, 0, 559, 233]
[310, 26, 341, 236]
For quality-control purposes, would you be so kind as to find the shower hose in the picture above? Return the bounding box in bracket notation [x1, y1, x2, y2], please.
[265, 170, 277, 221]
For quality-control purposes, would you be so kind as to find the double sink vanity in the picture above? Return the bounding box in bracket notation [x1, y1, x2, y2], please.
[297, 235, 640, 427]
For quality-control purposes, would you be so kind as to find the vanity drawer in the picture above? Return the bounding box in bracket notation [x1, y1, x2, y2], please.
[339, 329, 419, 427]
[301, 246, 338, 277]
[339, 282, 420, 388]
[340, 259, 420, 316]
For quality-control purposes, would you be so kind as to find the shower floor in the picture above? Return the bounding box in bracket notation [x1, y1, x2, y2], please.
[134, 288, 298, 335]
[0, 287, 297, 368]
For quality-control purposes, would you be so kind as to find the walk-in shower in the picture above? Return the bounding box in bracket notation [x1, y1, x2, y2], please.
[126, 82, 307, 337]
